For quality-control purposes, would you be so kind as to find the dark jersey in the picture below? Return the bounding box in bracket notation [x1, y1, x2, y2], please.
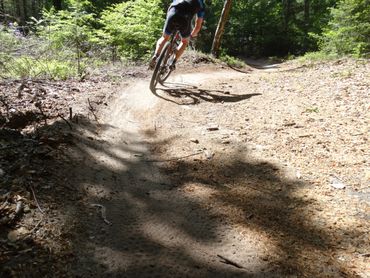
[171, 0, 205, 18]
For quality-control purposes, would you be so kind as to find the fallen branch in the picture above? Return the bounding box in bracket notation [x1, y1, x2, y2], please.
[20, 217, 44, 240]
[0, 95, 10, 118]
[87, 98, 99, 122]
[58, 113, 72, 130]
[144, 151, 203, 163]
[35, 101, 47, 125]
[29, 186, 44, 214]
[217, 254, 244, 269]
[29, 218, 44, 235]
[91, 204, 112, 225]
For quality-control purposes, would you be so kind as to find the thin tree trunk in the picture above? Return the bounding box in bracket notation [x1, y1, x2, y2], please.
[283, 0, 292, 32]
[0, 0, 4, 22]
[14, 0, 22, 23]
[22, 0, 27, 23]
[282, 0, 292, 53]
[211, 0, 233, 57]
[31, 0, 37, 18]
[304, 0, 310, 50]
[53, 0, 62, 10]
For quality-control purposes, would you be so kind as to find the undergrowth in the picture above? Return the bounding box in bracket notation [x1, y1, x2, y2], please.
[219, 54, 246, 68]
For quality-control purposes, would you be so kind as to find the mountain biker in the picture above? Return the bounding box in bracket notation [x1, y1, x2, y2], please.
[149, 0, 205, 70]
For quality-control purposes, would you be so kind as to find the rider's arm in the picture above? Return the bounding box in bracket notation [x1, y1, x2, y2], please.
[191, 16, 204, 37]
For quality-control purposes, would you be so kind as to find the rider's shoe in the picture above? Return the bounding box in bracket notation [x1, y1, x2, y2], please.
[149, 55, 157, 70]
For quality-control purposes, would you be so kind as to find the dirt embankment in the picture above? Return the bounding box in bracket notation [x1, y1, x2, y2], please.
[0, 57, 369, 277]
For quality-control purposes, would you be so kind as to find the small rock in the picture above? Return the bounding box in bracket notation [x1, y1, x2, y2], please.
[0, 169, 4, 177]
[8, 227, 29, 242]
[204, 150, 215, 160]
[254, 145, 265, 151]
[296, 171, 302, 179]
[365, 171, 370, 181]
[23, 205, 31, 213]
[330, 177, 346, 189]
[190, 138, 199, 144]
[206, 124, 219, 131]
[283, 121, 296, 127]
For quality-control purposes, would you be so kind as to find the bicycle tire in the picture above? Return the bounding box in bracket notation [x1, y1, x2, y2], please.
[158, 52, 176, 85]
[149, 41, 170, 91]
[158, 33, 180, 84]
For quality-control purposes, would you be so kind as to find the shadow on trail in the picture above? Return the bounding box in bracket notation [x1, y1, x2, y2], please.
[50, 115, 360, 277]
[151, 82, 261, 105]
[3, 115, 360, 277]
[242, 58, 282, 71]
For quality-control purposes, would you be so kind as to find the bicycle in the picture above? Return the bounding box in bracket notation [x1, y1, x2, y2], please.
[149, 30, 181, 91]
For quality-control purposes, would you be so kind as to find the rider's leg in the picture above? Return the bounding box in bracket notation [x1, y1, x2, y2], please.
[169, 37, 189, 70]
[150, 5, 175, 69]
[175, 37, 189, 61]
[155, 33, 171, 57]
[149, 33, 170, 69]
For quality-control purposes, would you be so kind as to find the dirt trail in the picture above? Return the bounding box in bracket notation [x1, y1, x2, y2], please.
[70, 60, 369, 277]
[71, 69, 268, 277]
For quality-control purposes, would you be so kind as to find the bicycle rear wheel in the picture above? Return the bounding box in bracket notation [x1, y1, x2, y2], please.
[150, 42, 170, 91]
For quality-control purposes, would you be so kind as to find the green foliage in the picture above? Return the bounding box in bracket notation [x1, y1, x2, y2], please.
[321, 0, 370, 57]
[1, 56, 77, 80]
[305, 107, 320, 113]
[298, 51, 337, 62]
[219, 53, 245, 68]
[2, 0, 368, 77]
[0, 25, 80, 80]
[0, 27, 21, 53]
[35, 0, 98, 76]
[199, 0, 338, 57]
[99, 0, 164, 60]
[37, 2, 97, 51]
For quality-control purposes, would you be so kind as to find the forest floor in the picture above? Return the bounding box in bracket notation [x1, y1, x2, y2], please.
[0, 55, 369, 277]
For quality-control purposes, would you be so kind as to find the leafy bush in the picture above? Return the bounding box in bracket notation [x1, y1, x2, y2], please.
[99, 0, 164, 60]
[219, 53, 245, 68]
[1, 56, 78, 80]
[38, 2, 98, 50]
[0, 27, 21, 53]
[298, 51, 337, 62]
[321, 0, 370, 57]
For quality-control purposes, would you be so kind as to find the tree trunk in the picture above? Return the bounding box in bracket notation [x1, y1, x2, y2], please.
[282, 0, 292, 53]
[211, 0, 233, 57]
[0, 0, 4, 22]
[283, 0, 292, 32]
[31, 0, 37, 18]
[22, 0, 27, 22]
[14, 0, 22, 23]
[53, 0, 62, 10]
[304, 0, 310, 50]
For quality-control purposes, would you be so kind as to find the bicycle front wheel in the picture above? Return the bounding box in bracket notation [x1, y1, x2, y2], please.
[150, 42, 170, 91]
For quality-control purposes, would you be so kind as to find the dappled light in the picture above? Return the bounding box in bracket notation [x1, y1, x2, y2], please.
[1, 0, 369, 275]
